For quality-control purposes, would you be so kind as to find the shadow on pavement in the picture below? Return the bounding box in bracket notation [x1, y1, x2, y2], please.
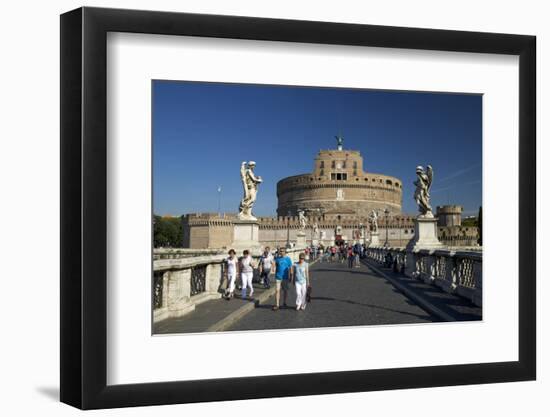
[312, 296, 438, 321]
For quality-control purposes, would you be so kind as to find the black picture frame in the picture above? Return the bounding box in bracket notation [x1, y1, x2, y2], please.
[60, 6, 536, 410]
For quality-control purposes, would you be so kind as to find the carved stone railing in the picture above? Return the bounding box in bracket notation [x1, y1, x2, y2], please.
[153, 247, 306, 323]
[153, 248, 225, 260]
[365, 246, 482, 307]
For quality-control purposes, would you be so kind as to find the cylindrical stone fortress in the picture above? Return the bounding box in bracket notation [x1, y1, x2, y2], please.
[436, 205, 463, 227]
[277, 147, 402, 217]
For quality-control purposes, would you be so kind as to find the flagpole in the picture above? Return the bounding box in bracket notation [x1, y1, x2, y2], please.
[217, 186, 222, 217]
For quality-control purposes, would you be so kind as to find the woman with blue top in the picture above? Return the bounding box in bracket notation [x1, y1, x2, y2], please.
[293, 253, 310, 311]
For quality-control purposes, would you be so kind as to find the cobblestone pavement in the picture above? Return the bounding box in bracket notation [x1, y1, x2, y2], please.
[227, 260, 438, 332]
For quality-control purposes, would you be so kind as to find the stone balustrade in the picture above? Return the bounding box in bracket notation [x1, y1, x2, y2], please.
[153, 248, 226, 260]
[365, 246, 482, 307]
[153, 247, 306, 323]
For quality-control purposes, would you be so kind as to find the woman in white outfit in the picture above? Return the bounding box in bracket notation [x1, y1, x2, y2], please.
[240, 250, 255, 299]
[293, 253, 309, 310]
[225, 249, 239, 299]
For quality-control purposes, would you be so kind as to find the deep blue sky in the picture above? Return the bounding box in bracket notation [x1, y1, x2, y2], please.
[153, 81, 482, 217]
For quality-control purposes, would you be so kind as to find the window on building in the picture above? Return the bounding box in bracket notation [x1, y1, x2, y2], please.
[331, 160, 335, 169]
[331, 173, 348, 181]
[353, 161, 357, 169]
[320, 161, 324, 169]
[353, 170, 357, 176]
[342, 161, 346, 168]
[320, 169, 324, 176]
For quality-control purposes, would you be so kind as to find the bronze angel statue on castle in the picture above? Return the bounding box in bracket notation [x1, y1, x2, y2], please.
[413, 165, 434, 217]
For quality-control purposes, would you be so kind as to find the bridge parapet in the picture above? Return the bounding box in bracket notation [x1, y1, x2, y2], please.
[154, 248, 226, 261]
[365, 246, 482, 307]
[153, 247, 306, 324]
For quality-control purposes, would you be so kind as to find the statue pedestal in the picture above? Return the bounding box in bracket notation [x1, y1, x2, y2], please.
[407, 216, 444, 251]
[370, 232, 380, 246]
[295, 231, 307, 248]
[231, 220, 262, 255]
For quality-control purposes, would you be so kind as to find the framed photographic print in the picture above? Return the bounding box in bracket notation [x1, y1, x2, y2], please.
[60, 6, 536, 409]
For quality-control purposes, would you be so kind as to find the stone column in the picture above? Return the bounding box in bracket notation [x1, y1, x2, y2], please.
[206, 263, 223, 295]
[472, 257, 483, 307]
[231, 219, 262, 256]
[166, 269, 194, 318]
[404, 251, 417, 278]
[295, 231, 307, 248]
[370, 232, 380, 246]
[406, 216, 444, 251]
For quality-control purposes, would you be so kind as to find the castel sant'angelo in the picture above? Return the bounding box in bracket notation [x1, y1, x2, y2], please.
[276, 135, 402, 218]
[182, 136, 479, 249]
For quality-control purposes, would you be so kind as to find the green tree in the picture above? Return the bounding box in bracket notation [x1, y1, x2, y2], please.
[477, 206, 482, 245]
[153, 215, 183, 248]
[462, 217, 478, 227]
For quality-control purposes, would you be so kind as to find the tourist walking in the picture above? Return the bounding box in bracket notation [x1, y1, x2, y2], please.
[259, 247, 275, 289]
[353, 242, 361, 267]
[347, 245, 354, 268]
[240, 250, 255, 299]
[272, 247, 293, 311]
[224, 249, 239, 299]
[293, 253, 310, 310]
[330, 246, 337, 262]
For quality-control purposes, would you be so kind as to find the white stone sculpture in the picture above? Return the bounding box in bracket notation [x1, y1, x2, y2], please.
[313, 222, 319, 237]
[369, 209, 379, 233]
[238, 161, 262, 221]
[413, 165, 433, 217]
[298, 210, 308, 230]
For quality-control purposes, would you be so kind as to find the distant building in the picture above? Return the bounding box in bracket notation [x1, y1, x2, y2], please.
[436, 205, 463, 227]
[181, 137, 479, 249]
[277, 143, 402, 218]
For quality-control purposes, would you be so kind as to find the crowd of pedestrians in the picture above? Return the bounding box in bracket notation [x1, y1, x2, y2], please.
[222, 246, 311, 312]
[316, 241, 366, 268]
[222, 241, 365, 311]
